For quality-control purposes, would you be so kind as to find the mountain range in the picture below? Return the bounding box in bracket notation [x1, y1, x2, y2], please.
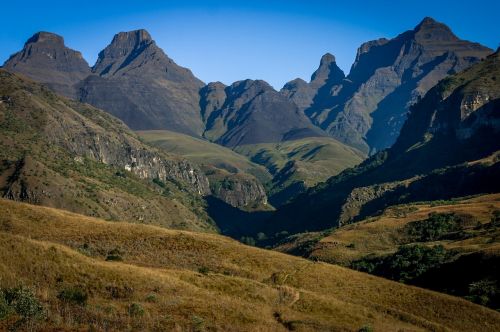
[4, 18, 491, 154]
[0, 14, 500, 330]
[267, 48, 500, 237]
[281, 17, 492, 153]
[3, 17, 492, 210]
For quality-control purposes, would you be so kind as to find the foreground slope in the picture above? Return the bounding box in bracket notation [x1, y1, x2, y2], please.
[1, 199, 499, 331]
[0, 69, 214, 231]
[276, 194, 500, 309]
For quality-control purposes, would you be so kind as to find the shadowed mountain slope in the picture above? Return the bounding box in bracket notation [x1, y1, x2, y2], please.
[201, 79, 326, 147]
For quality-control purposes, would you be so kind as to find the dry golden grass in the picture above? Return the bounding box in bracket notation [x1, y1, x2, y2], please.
[295, 194, 500, 265]
[1, 198, 500, 331]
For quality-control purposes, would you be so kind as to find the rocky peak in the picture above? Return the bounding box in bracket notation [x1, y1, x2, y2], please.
[354, 38, 389, 60]
[2, 31, 90, 98]
[227, 79, 274, 101]
[26, 31, 65, 45]
[92, 29, 157, 75]
[310, 53, 345, 87]
[282, 78, 308, 90]
[200, 82, 228, 122]
[412, 17, 458, 41]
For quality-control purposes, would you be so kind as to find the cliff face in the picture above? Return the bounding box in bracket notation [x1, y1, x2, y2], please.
[207, 168, 268, 209]
[0, 70, 213, 231]
[49, 100, 210, 195]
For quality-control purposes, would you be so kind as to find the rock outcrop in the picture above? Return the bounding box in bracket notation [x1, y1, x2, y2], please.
[207, 169, 268, 209]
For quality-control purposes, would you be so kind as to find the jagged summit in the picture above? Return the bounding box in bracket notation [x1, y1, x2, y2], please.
[310, 52, 344, 85]
[284, 17, 492, 153]
[92, 29, 159, 75]
[319, 52, 336, 64]
[112, 29, 152, 43]
[411, 16, 458, 41]
[25, 31, 65, 45]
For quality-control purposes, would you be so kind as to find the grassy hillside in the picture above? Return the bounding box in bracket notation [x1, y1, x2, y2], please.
[138, 130, 272, 211]
[276, 194, 500, 309]
[138, 131, 365, 208]
[0, 70, 214, 232]
[138, 130, 271, 182]
[235, 137, 365, 205]
[1, 199, 499, 331]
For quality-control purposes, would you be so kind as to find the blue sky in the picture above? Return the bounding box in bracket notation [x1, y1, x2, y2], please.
[1, 1, 498, 89]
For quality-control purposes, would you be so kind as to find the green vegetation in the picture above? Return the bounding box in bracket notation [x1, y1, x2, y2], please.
[128, 303, 145, 317]
[57, 287, 88, 306]
[137, 130, 271, 183]
[235, 137, 364, 205]
[351, 245, 452, 283]
[0, 286, 45, 329]
[406, 212, 474, 241]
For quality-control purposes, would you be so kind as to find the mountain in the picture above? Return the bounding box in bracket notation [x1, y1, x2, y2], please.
[283, 17, 492, 153]
[2, 32, 91, 98]
[265, 48, 500, 239]
[201, 79, 326, 147]
[4, 30, 206, 136]
[0, 69, 214, 232]
[78, 29, 205, 135]
[1, 199, 499, 331]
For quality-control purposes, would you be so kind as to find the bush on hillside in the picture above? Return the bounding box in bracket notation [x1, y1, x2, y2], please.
[57, 287, 88, 306]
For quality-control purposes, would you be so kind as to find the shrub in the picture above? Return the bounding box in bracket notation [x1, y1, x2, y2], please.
[128, 303, 145, 317]
[198, 266, 209, 275]
[106, 248, 123, 261]
[4, 286, 45, 321]
[145, 294, 157, 303]
[358, 325, 373, 332]
[240, 236, 256, 246]
[192, 315, 205, 332]
[406, 213, 468, 241]
[57, 287, 88, 306]
[0, 291, 11, 320]
[466, 279, 498, 306]
[351, 245, 451, 283]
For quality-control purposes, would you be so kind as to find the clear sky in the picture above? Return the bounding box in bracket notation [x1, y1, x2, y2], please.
[1, 0, 498, 89]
